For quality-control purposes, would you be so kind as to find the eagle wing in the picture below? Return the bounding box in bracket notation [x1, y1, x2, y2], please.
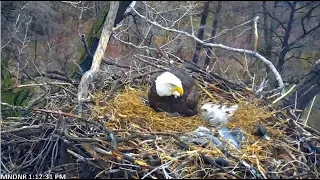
[186, 81, 199, 110]
[148, 80, 164, 112]
[169, 68, 199, 116]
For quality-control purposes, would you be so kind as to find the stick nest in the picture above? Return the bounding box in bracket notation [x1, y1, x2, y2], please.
[92, 86, 209, 133]
[1, 56, 319, 179]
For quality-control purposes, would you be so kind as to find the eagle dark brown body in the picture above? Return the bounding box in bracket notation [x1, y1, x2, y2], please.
[148, 68, 199, 117]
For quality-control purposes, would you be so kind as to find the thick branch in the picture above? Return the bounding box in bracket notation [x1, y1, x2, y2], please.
[277, 1, 297, 72]
[131, 7, 284, 89]
[77, 1, 119, 101]
[253, 16, 259, 52]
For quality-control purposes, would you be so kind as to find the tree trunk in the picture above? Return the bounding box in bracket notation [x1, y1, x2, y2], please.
[283, 59, 320, 117]
[78, 1, 133, 75]
[204, 1, 222, 68]
[262, 1, 270, 75]
[114, 1, 133, 27]
[262, 1, 271, 60]
[78, 1, 119, 101]
[276, 1, 297, 73]
[262, 1, 277, 75]
[192, 1, 210, 65]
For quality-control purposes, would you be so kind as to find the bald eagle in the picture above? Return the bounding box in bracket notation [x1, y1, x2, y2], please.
[148, 68, 199, 117]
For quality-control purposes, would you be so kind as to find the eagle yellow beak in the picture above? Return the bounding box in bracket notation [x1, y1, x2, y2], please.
[172, 86, 184, 96]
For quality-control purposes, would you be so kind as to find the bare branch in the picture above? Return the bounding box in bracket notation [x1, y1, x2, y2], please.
[77, 1, 119, 101]
[130, 7, 284, 89]
[61, 1, 95, 11]
[124, 1, 137, 15]
[267, 13, 287, 31]
[295, 2, 312, 12]
[205, 16, 258, 41]
[253, 16, 259, 51]
[288, 22, 320, 48]
[304, 96, 317, 127]
[272, 85, 296, 104]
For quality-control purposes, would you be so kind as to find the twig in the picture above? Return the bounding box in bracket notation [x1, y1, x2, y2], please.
[134, 55, 169, 71]
[141, 161, 173, 179]
[289, 172, 316, 179]
[31, 107, 118, 149]
[15, 82, 73, 88]
[304, 95, 316, 127]
[1, 124, 53, 134]
[196, 81, 215, 101]
[201, 154, 243, 179]
[272, 85, 296, 104]
[208, 16, 259, 40]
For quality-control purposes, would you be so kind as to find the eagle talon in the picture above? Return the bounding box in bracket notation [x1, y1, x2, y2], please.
[168, 112, 181, 117]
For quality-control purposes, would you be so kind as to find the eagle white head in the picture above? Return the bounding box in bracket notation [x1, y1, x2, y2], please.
[155, 71, 184, 98]
[200, 102, 238, 126]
